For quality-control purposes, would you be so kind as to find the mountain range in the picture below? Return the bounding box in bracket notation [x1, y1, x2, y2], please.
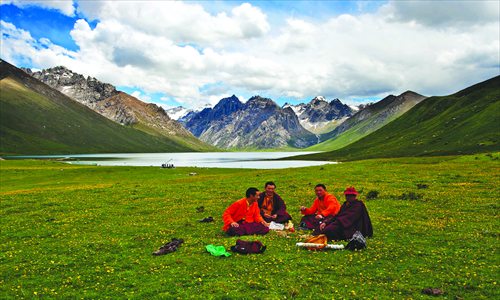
[178, 95, 318, 149]
[19, 65, 217, 152]
[291, 75, 500, 161]
[0, 59, 200, 155]
[307, 90, 427, 151]
[2, 59, 498, 158]
[282, 96, 359, 134]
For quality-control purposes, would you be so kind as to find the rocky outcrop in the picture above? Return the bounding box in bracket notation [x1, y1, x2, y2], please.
[184, 95, 318, 149]
[94, 92, 193, 136]
[27, 66, 118, 108]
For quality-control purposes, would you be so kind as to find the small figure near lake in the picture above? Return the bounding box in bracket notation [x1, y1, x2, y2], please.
[299, 184, 340, 231]
[223, 187, 270, 236]
[257, 181, 292, 224]
[315, 187, 373, 241]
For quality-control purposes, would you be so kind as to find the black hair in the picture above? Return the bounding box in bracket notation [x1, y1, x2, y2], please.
[246, 187, 259, 198]
[315, 184, 326, 190]
[265, 181, 276, 188]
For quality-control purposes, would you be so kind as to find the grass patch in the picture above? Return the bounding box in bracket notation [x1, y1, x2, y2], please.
[1, 156, 499, 299]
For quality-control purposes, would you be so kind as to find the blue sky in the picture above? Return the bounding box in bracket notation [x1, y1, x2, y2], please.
[1, 1, 498, 109]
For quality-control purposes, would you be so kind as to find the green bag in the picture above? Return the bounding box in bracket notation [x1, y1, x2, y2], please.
[206, 245, 231, 257]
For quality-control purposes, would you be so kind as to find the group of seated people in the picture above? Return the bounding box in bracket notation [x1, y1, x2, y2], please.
[222, 181, 373, 241]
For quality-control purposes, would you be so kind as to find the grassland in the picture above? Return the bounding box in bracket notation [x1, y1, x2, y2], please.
[1, 155, 499, 299]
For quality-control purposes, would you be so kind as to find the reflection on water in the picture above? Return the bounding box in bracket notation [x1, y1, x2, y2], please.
[4, 152, 337, 169]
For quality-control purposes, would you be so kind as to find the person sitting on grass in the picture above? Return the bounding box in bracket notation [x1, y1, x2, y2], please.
[223, 187, 270, 236]
[257, 181, 292, 224]
[299, 184, 340, 231]
[315, 187, 373, 241]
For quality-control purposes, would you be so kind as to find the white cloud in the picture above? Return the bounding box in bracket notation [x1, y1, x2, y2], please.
[1, 1, 498, 109]
[76, 1, 270, 46]
[379, 1, 499, 27]
[2, 0, 75, 16]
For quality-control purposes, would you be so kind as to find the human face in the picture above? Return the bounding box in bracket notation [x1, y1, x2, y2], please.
[315, 187, 326, 198]
[345, 194, 357, 202]
[248, 192, 259, 204]
[265, 185, 276, 196]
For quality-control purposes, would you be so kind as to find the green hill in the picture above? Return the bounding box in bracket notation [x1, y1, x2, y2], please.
[289, 75, 500, 161]
[306, 91, 427, 151]
[0, 60, 195, 155]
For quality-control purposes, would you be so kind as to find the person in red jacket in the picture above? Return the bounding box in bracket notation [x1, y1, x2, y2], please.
[299, 184, 340, 231]
[223, 187, 270, 236]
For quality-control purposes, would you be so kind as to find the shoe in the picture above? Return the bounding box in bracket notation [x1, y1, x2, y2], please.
[152, 245, 174, 255]
[170, 238, 184, 247]
[197, 217, 214, 223]
[298, 222, 311, 231]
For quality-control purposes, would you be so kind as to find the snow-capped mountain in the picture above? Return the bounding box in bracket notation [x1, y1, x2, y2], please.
[282, 96, 356, 134]
[166, 104, 212, 120]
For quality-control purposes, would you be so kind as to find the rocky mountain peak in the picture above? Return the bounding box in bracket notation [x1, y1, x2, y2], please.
[313, 96, 327, 101]
[245, 96, 280, 111]
[213, 95, 243, 113]
[399, 91, 427, 103]
[26, 66, 118, 108]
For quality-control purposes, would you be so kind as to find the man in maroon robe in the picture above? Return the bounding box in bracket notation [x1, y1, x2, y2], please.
[257, 181, 292, 224]
[315, 187, 373, 241]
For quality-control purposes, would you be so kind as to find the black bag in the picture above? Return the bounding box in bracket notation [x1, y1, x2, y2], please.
[230, 239, 266, 254]
[346, 231, 367, 251]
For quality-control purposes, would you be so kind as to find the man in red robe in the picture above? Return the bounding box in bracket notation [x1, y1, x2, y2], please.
[257, 181, 292, 224]
[223, 187, 270, 236]
[299, 184, 340, 231]
[315, 187, 373, 241]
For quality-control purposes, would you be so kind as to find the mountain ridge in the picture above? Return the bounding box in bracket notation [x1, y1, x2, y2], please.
[0, 59, 196, 155]
[21, 65, 217, 151]
[288, 76, 500, 161]
[181, 95, 318, 149]
[307, 90, 427, 150]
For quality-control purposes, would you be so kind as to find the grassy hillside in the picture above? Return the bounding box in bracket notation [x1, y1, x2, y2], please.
[1, 155, 498, 299]
[307, 91, 426, 151]
[0, 60, 195, 155]
[291, 76, 499, 161]
[99, 92, 220, 152]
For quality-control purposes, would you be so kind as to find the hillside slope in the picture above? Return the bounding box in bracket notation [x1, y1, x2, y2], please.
[23, 64, 218, 152]
[307, 91, 427, 151]
[0, 60, 195, 155]
[290, 76, 499, 161]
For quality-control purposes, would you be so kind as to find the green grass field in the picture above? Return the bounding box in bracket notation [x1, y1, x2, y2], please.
[1, 155, 499, 299]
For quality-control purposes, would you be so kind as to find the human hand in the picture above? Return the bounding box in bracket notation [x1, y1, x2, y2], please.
[264, 213, 271, 218]
[300, 206, 306, 211]
[271, 214, 277, 219]
[315, 214, 324, 220]
[262, 221, 269, 227]
[320, 223, 326, 230]
[230, 222, 239, 227]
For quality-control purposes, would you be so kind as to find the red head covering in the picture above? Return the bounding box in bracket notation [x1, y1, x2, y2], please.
[343, 187, 359, 195]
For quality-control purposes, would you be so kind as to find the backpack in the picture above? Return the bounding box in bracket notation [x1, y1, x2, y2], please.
[230, 239, 266, 254]
[346, 231, 367, 251]
[304, 234, 328, 250]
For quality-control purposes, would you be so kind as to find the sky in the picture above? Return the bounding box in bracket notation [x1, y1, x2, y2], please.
[1, 1, 499, 109]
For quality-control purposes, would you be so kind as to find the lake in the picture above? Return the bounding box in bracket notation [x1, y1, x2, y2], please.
[4, 152, 337, 169]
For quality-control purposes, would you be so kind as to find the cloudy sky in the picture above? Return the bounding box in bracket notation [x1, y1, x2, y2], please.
[1, 1, 499, 109]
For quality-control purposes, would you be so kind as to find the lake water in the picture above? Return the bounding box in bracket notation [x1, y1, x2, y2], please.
[5, 152, 337, 169]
